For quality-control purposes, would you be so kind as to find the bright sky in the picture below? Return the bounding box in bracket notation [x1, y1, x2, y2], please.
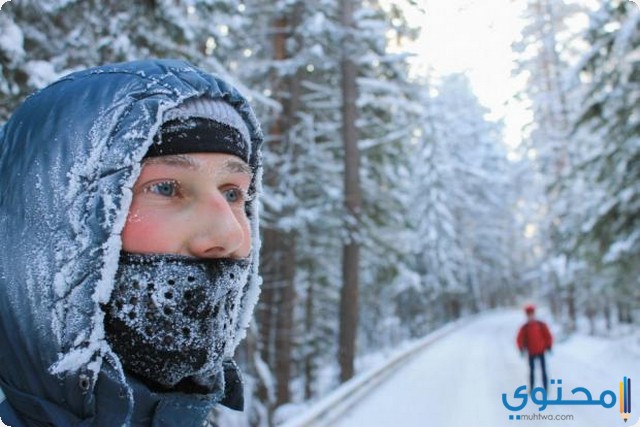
[406, 0, 531, 154]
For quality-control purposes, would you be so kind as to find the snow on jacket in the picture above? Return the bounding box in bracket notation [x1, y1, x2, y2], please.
[0, 59, 263, 426]
[516, 320, 553, 356]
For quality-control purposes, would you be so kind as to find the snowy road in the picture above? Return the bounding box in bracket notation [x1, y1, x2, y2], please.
[332, 310, 639, 427]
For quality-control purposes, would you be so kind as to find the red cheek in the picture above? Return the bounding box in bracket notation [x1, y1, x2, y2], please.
[121, 212, 172, 253]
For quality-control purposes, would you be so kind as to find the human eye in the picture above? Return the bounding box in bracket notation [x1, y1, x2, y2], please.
[223, 187, 250, 204]
[145, 180, 180, 197]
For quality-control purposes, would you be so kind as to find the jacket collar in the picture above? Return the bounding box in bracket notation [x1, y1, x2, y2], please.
[127, 376, 216, 427]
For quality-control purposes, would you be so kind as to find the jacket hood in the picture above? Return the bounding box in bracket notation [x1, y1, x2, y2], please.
[0, 59, 263, 425]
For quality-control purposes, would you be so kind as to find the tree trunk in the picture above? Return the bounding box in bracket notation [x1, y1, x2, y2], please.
[566, 284, 576, 332]
[586, 303, 596, 336]
[268, 7, 304, 408]
[274, 234, 296, 406]
[603, 302, 612, 331]
[303, 279, 316, 400]
[338, 0, 361, 383]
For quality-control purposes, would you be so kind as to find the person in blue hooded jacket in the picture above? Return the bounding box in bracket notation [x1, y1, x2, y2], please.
[0, 59, 264, 426]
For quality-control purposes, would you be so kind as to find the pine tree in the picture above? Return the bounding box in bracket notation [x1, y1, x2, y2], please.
[568, 0, 640, 325]
[513, 0, 586, 329]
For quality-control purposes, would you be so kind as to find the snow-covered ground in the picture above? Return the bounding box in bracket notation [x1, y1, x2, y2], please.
[329, 309, 639, 427]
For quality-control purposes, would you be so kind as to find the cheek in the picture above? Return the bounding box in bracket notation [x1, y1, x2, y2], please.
[238, 214, 253, 255]
[121, 208, 176, 253]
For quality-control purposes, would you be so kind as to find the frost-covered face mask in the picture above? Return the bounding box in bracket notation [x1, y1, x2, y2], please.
[103, 252, 250, 391]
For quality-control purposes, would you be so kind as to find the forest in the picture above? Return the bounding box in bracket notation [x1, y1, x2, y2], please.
[0, 0, 638, 425]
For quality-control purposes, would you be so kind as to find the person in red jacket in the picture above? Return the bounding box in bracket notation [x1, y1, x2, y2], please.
[517, 304, 553, 391]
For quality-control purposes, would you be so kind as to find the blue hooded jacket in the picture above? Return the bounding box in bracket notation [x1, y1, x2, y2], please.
[0, 59, 263, 426]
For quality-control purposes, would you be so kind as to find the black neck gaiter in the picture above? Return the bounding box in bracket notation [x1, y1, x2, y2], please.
[103, 252, 250, 393]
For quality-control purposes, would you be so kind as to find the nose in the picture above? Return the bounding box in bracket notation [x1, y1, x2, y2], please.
[187, 193, 250, 259]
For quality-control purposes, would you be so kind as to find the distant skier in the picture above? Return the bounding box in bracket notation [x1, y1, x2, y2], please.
[516, 304, 553, 391]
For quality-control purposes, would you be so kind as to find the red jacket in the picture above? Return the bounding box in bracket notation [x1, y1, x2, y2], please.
[517, 320, 553, 356]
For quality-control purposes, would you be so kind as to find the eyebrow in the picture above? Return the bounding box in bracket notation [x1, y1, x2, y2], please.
[144, 154, 198, 169]
[223, 159, 252, 175]
[143, 154, 252, 175]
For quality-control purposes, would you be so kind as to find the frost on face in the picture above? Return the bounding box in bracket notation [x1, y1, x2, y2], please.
[103, 253, 250, 388]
